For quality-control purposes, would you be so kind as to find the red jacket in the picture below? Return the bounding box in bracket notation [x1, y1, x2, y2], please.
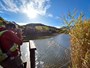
[0, 27, 23, 57]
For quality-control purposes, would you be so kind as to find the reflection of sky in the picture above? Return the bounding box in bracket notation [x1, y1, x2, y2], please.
[20, 34, 70, 67]
[33, 34, 70, 67]
[20, 42, 30, 62]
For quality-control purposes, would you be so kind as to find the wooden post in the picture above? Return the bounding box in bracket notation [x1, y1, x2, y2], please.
[23, 62, 27, 68]
[29, 40, 36, 68]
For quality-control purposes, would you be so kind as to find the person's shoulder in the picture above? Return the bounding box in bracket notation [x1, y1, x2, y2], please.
[5, 30, 15, 34]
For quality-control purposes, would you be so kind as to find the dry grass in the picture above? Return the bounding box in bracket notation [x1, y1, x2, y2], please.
[70, 20, 90, 68]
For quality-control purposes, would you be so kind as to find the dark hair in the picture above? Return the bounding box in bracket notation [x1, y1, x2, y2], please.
[6, 23, 16, 29]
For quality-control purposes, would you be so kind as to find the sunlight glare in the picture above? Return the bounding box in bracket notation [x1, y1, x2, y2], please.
[23, 5, 38, 19]
[27, 8, 38, 19]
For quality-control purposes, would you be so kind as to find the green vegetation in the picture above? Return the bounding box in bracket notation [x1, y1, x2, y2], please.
[0, 17, 5, 21]
[58, 27, 69, 34]
[43, 26, 49, 31]
[35, 26, 49, 31]
[35, 26, 43, 31]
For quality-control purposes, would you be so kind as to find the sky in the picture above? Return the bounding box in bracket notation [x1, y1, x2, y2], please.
[0, 0, 90, 28]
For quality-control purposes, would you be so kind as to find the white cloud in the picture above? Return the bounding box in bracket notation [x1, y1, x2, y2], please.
[47, 13, 53, 17]
[17, 22, 29, 26]
[0, 0, 19, 12]
[55, 16, 61, 20]
[0, 0, 51, 19]
[54, 26, 61, 28]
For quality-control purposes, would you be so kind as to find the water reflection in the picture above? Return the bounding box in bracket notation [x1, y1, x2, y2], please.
[33, 34, 71, 68]
[20, 42, 30, 63]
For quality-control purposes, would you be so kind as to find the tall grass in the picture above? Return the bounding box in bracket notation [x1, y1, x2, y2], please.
[69, 17, 90, 68]
[63, 12, 90, 68]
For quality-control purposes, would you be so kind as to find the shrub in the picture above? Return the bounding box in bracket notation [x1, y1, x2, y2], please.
[70, 19, 90, 68]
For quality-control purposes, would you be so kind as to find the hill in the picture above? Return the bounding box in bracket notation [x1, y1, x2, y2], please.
[20, 23, 60, 41]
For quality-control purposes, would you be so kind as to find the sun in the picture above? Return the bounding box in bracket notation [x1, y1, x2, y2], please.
[27, 8, 38, 19]
[23, 5, 38, 19]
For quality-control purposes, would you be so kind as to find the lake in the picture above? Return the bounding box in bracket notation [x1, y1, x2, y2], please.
[30, 34, 70, 68]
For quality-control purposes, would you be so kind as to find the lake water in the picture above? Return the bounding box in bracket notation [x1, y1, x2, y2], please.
[31, 34, 71, 68]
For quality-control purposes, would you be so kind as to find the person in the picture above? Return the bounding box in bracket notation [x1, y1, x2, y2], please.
[6, 23, 23, 52]
[0, 18, 24, 68]
[6, 23, 23, 40]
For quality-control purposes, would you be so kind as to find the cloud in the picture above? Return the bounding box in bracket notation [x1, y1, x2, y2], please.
[54, 26, 61, 28]
[55, 16, 60, 19]
[0, 0, 19, 12]
[47, 13, 53, 17]
[17, 22, 29, 25]
[0, 0, 51, 19]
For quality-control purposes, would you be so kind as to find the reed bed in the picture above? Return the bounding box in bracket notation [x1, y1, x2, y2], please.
[70, 20, 90, 68]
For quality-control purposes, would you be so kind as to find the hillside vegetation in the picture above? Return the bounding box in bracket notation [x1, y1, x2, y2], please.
[21, 23, 61, 41]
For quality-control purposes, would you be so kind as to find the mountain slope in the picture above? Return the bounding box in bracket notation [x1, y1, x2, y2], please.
[21, 23, 60, 40]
